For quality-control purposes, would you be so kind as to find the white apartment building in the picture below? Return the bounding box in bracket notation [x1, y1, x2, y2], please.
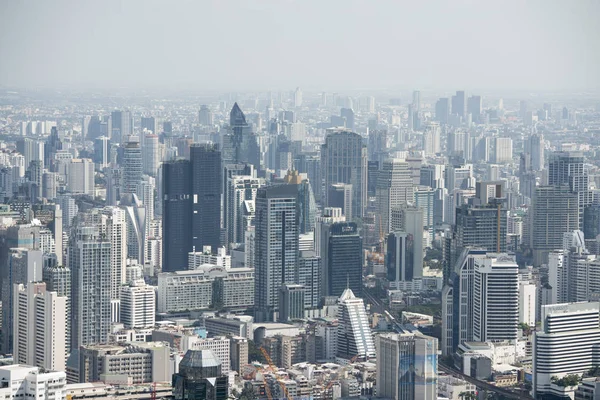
[0, 364, 67, 399]
[120, 280, 155, 329]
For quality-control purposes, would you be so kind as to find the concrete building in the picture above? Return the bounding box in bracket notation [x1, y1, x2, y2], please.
[336, 288, 375, 361]
[120, 280, 155, 329]
[67, 158, 94, 195]
[376, 332, 438, 400]
[13, 282, 67, 372]
[172, 349, 228, 400]
[376, 159, 413, 234]
[534, 302, 600, 397]
[0, 364, 67, 399]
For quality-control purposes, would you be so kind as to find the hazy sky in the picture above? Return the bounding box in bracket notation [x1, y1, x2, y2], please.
[1, 0, 599, 92]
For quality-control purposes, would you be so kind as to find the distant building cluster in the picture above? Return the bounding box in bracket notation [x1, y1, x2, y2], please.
[0, 88, 599, 399]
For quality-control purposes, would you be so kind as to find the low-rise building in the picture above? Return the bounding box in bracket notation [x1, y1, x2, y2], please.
[0, 364, 67, 399]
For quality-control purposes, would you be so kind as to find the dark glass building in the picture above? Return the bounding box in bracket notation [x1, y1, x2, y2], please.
[190, 143, 222, 252]
[222, 103, 260, 170]
[325, 222, 362, 298]
[162, 159, 192, 271]
[172, 349, 228, 400]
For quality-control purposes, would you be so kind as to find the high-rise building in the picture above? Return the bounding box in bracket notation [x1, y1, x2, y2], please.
[451, 91, 466, 119]
[435, 98, 450, 125]
[141, 116, 158, 134]
[294, 87, 303, 108]
[190, 143, 222, 253]
[491, 137, 513, 163]
[422, 123, 441, 156]
[298, 250, 321, 309]
[142, 134, 160, 177]
[473, 254, 519, 342]
[123, 138, 143, 197]
[455, 199, 507, 254]
[254, 185, 299, 322]
[225, 175, 264, 246]
[67, 158, 94, 195]
[524, 133, 544, 171]
[110, 110, 133, 143]
[531, 185, 580, 266]
[120, 280, 156, 329]
[467, 95, 482, 123]
[534, 302, 600, 398]
[0, 365, 66, 399]
[42, 256, 71, 351]
[162, 159, 192, 271]
[120, 193, 147, 265]
[336, 288, 376, 361]
[387, 231, 420, 284]
[13, 282, 67, 371]
[222, 103, 260, 170]
[376, 159, 413, 234]
[93, 136, 110, 169]
[172, 349, 229, 400]
[340, 108, 355, 131]
[278, 284, 305, 322]
[70, 224, 112, 350]
[377, 332, 438, 400]
[323, 222, 362, 298]
[321, 129, 368, 218]
[327, 183, 353, 221]
[198, 105, 214, 126]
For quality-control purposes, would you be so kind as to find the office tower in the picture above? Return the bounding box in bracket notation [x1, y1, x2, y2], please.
[491, 137, 513, 163]
[122, 138, 143, 197]
[315, 207, 346, 258]
[13, 282, 67, 371]
[283, 170, 316, 235]
[278, 284, 305, 322]
[120, 280, 155, 329]
[340, 108, 355, 131]
[435, 98, 450, 125]
[294, 87, 303, 108]
[376, 159, 413, 234]
[230, 337, 248, 374]
[387, 231, 420, 284]
[16, 137, 44, 171]
[524, 133, 544, 171]
[519, 100, 528, 119]
[584, 205, 600, 239]
[413, 187, 434, 242]
[377, 332, 438, 400]
[254, 185, 299, 322]
[70, 223, 111, 350]
[323, 222, 362, 298]
[1, 247, 43, 354]
[44, 126, 62, 171]
[190, 143, 222, 252]
[142, 134, 160, 176]
[328, 183, 353, 221]
[67, 158, 94, 195]
[548, 151, 591, 217]
[93, 136, 110, 169]
[162, 159, 192, 271]
[390, 206, 424, 269]
[467, 95, 482, 123]
[412, 90, 421, 111]
[446, 130, 470, 158]
[534, 302, 600, 398]
[141, 116, 157, 134]
[422, 123, 441, 156]
[225, 174, 264, 246]
[451, 91, 466, 119]
[42, 256, 71, 350]
[198, 105, 214, 126]
[222, 103, 260, 170]
[120, 193, 146, 265]
[322, 129, 367, 219]
[472, 254, 519, 342]
[455, 199, 507, 254]
[531, 186, 579, 266]
[336, 288, 376, 361]
[368, 129, 388, 163]
[110, 110, 132, 143]
[519, 280, 537, 327]
[298, 250, 321, 309]
[420, 164, 446, 190]
[172, 349, 229, 400]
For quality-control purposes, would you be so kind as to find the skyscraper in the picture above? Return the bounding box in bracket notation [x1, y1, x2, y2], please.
[120, 280, 156, 329]
[142, 133, 160, 177]
[198, 105, 213, 126]
[340, 108, 355, 131]
[336, 288, 376, 361]
[141, 116, 158, 134]
[254, 185, 299, 322]
[534, 302, 600, 398]
[466, 95, 482, 123]
[524, 133, 544, 171]
[122, 138, 143, 197]
[322, 129, 368, 219]
[376, 159, 413, 234]
[435, 98, 450, 125]
[377, 332, 438, 400]
[472, 254, 519, 342]
[190, 143, 222, 252]
[222, 103, 260, 170]
[225, 174, 264, 246]
[387, 231, 419, 284]
[70, 224, 112, 350]
[323, 222, 363, 298]
[93, 136, 110, 169]
[451, 91, 466, 119]
[531, 185, 579, 266]
[110, 110, 132, 143]
[162, 160, 192, 271]
[13, 282, 67, 372]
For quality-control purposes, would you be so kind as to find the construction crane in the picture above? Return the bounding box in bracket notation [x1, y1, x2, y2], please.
[260, 347, 293, 400]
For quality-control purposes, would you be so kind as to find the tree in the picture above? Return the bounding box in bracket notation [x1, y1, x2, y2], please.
[551, 374, 581, 387]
